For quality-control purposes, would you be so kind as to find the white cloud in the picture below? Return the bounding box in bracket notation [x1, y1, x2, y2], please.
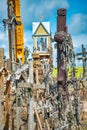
[75, 59, 82, 67]
[68, 13, 87, 35]
[68, 13, 87, 66]
[0, 0, 10, 59]
[5, 51, 9, 59]
[52, 42, 57, 67]
[72, 34, 87, 66]
[0, 31, 7, 41]
[0, 0, 7, 22]
[21, 0, 69, 28]
[72, 34, 87, 49]
[24, 30, 33, 58]
[0, 0, 6, 11]
[0, 31, 9, 58]
[24, 30, 33, 43]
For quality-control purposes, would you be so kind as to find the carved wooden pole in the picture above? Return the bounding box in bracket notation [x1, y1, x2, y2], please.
[54, 9, 68, 121]
[54, 8, 67, 89]
[57, 8, 67, 32]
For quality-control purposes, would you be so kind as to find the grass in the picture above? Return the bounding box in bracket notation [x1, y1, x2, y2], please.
[52, 67, 83, 79]
[68, 67, 83, 79]
[52, 67, 57, 78]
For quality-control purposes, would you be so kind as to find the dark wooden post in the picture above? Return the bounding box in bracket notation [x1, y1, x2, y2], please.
[54, 8, 67, 88]
[57, 8, 67, 32]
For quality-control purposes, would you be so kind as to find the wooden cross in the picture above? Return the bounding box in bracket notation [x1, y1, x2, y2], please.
[40, 16, 43, 22]
[76, 44, 87, 77]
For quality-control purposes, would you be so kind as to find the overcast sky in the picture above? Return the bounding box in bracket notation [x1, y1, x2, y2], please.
[0, 0, 87, 66]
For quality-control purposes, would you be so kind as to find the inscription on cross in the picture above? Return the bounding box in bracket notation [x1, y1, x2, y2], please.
[76, 44, 87, 77]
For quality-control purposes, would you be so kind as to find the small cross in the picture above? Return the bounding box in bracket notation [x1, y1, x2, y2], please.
[40, 16, 43, 22]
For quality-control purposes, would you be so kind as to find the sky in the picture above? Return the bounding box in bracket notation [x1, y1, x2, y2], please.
[0, 0, 87, 67]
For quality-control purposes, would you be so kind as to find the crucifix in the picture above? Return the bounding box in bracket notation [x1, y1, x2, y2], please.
[3, 1, 21, 71]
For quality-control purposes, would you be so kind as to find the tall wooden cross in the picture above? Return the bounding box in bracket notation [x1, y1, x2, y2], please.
[77, 44, 87, 77]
